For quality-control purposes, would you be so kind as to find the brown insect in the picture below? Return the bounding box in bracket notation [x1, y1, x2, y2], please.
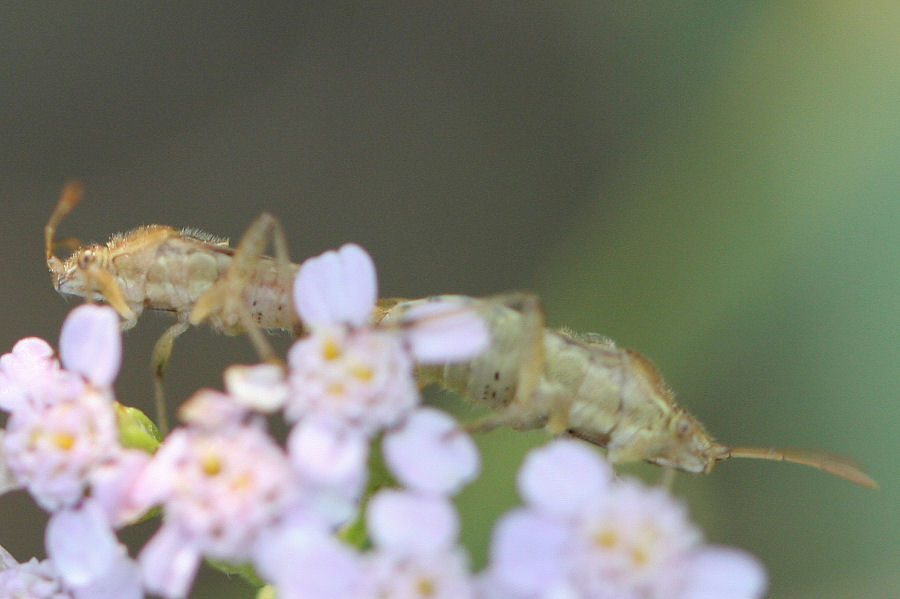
[45, 182, 298, 430]
[46, 183, 877, 488]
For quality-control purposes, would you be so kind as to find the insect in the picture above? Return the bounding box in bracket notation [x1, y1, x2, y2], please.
[46, 183, 876, 488]
[45, 182, 299, 430]
[377, 295, 877, 488]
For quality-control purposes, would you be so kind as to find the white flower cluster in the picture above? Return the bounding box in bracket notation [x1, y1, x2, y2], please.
[0, 243, 766, 599]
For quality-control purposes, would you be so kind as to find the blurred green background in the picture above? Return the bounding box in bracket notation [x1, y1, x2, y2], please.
[0, 3, 896, 598]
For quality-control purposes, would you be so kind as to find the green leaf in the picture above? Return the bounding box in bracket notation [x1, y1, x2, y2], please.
[115, 402, 162, 452]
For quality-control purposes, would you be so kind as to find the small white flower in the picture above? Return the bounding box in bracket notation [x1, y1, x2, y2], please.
[287, 325, 417, 432]
[134, 420, 306, 598]
[3, 388, 119, 511]
[383, 408, 480, 496]
[287, 244, 489, 436]
[360, 489, 475, 599]
[135, 423, 300, 561]
[483, 440, 767, 599]
[0, 337, 83, 412]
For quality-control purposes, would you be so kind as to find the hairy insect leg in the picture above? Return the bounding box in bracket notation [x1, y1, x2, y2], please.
[189, 212, 292, 364]
[150, 320, 190, 434]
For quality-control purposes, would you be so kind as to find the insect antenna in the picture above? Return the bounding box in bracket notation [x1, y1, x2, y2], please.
[45, 181, 85, 267]
[724, 445, 877, 489]
[45, 182, 136, 321]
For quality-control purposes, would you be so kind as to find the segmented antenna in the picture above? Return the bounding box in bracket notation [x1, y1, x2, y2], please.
[45, 182, 135, 321]
[725, 446, 877, 489]
[45, 181, 85, 261]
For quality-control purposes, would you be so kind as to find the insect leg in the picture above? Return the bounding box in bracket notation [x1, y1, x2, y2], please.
[462, 293, 577, 435]
[503, 292, 546, 408]
[189, 212, 291, 364]
[150, 320, 190, 433]
[83, 265, 137, 322]
[659, 467, 677, 489]
[462, 400, 551, 435]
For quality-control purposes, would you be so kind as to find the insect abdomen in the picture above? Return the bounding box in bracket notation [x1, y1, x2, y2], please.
[433, 302, 531, 407]
[243, 262, 300, 330]
[141, 239, 233, 315]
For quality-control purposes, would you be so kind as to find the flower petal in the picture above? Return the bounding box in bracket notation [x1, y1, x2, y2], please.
[402, 299, 490, 363]
[383, 408, 479, 495]
[59, 305, 121, 387]
[488, 509, 570, 597]
[254, 522, 361, 599]
[288, 416, 368, 496]
[139, 524, 202, 599]
[293, 243, 377, 327]
[679, 547, 767, 599]
[89, 449, 153, 527]
[0, 432, 21, 497]
[518, 439, 613, 517]
[224, 363, 289, 413]
[0, 543, 18, 570]
[367, 490, 459, 554]
[45, 501, 118, 586]
[71, 551, 143, 599]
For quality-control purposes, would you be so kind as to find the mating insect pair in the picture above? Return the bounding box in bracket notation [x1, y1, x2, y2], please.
[45, 182, 876, 488]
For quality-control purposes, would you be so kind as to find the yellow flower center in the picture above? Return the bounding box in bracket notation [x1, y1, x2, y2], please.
[416, 576, 436, 597]
[201, 453, 223, 476]
[594, 528, 618, 549]
[53, 432, 76, 450]
[322, 337, 341, 360]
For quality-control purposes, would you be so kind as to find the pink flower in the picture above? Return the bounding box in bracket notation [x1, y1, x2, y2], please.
[25, 501, 143, 599]
[134, 421, 302, 598]
[0, 337, 83, 411]
[137, 422, 300, 558]
[287, 243, 489, 435]
[359, 490, 475, 599]
[483, 440, 767, 599]
[0, 305, 128, 511]
[0, 307, 144, 597]
[287, 325, 417, 432]
[3, 388, 119, 511]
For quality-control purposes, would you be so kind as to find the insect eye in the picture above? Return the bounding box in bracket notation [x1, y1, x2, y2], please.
[675, 417, 692, 438]
[78, 249, 96, 269]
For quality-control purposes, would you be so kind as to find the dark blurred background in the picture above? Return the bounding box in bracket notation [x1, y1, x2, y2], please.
[1, 4, 896, 598]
